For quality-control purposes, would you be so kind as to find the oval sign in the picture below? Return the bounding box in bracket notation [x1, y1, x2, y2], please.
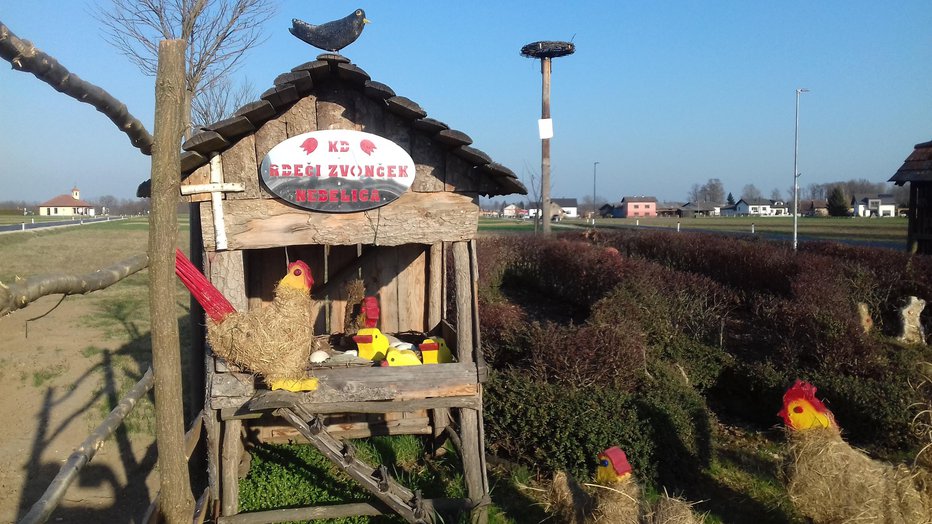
[260, 130, 416, 213]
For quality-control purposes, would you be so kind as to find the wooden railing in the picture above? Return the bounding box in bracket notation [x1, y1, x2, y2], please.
[5, 255, 209, 524]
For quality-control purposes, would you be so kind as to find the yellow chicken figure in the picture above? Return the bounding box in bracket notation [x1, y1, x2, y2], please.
[353, 327, 389, 361]
[381, 347, 423, 366]
[418, 337, 455, 364]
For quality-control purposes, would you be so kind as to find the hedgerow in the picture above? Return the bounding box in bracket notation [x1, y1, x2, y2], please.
[477, 229, 932, 464]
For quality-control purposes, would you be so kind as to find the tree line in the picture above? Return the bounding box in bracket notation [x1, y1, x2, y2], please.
[688, 177, 908, 208]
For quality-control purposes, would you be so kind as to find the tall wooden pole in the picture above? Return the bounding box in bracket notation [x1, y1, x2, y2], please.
[541, 57, 552, 235]
[149, 38, 195, 523]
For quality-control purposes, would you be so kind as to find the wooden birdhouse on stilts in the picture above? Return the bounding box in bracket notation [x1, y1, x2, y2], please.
[139, 15, 525, 523]
[890, 139, 932, 255]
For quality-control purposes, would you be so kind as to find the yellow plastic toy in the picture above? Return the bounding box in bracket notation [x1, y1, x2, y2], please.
[353, 327, 389, 361]
[418, 337, 454, 364]
[269, 377, 319, 392]
[381, 347, 423, 366]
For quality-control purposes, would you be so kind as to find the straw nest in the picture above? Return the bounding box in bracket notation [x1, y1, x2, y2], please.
[548, 471, 642, 524]
[207, 284, 319, 381]
[785, 426, 932, 524]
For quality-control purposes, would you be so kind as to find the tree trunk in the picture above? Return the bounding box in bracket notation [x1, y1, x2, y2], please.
[149, 39, 195, 523]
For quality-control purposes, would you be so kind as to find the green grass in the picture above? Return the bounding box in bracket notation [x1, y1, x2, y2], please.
[480, 216, 908, 245]
[32, 364, 66, 387]
[240, 437, 468, 523]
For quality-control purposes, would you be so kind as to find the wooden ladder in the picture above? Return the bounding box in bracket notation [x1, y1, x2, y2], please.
[273, 403, 433, 524]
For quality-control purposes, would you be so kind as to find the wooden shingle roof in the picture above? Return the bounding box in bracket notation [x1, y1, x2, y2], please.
[138, 54, 525, 198]
[890, 140, 932, 185]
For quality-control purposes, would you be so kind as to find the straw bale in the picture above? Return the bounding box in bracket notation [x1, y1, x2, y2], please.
[549, 471, 594, 524]
[207, 284, 320, 381]
[547, 471, 642, 524]
[785, 427, 932, 524]
[590, 480, 641, 524]
[646, 495, 703, 524]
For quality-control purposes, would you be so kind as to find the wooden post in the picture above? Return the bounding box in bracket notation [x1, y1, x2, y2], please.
[452, 241, 487, 524]
[221, 419, 243, 516]
[149, 38, 195, 523]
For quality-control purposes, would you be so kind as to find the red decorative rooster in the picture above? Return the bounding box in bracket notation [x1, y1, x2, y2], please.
[175, 249, 319, 383]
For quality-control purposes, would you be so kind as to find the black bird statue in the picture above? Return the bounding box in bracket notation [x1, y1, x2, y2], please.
[290, 9, 369, 53]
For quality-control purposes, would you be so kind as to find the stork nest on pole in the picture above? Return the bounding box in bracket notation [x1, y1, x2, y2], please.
[520, 41, 575, 59]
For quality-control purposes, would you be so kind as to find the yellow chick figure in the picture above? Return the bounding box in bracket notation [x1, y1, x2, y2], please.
[381, 347, 423, 366]
[268, 377, 319, 392]
[353, 327, 389, 361]
[419, 337, 455, 364]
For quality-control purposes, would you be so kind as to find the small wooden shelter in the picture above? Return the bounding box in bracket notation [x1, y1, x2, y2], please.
[141, 52, 525, 522]
[890, 140, 932, 254]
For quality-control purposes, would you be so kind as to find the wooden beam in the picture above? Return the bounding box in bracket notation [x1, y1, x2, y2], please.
[201, 191, 479, 250]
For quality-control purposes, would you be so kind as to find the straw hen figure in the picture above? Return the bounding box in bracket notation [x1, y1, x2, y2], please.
[549, 447, 703, 524]
[175, 249, 320, 384]
[779, 380, 932, 523]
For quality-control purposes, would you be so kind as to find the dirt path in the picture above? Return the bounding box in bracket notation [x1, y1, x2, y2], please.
[0, 291, 160, 523]
[0, 223, 183, 523]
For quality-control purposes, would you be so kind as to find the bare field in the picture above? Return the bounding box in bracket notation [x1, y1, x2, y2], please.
[0, 218, 192, 522]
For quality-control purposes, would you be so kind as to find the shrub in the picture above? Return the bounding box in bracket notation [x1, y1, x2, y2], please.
[484, 370, 655, 481]
[484, 368, 715, 488]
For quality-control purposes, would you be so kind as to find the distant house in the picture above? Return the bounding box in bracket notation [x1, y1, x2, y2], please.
[599, 203, 622, 218]
[770, 200, 789, 216]
[852, 194, 897, 217]
[38, 187, 95, 217]
[552, 198, 579, 219]
[719, 204, 738, 217]
[734, 198, 774, 216]
[619, 196, 657, 218]
[679, 201, 720, 217]
[529, 198, 579, 220]
[656, 202, 683, 217]
[801, 199, 829, 217]
[502, 204, 521, 218]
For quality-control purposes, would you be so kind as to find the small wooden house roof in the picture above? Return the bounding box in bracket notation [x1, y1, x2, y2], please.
[137, 54, 525, 197]
[889, 140, 932, 185]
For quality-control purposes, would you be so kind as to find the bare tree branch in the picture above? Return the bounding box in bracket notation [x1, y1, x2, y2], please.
[95, 0, 277, 132]
[191, 76, 256, 126]
[0, 20, 155, 155]
[0, 254, 149, 317]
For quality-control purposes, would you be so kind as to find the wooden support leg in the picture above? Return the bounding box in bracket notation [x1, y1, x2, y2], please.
[458, 408, 488, 524]
[221, 419, 243, 516]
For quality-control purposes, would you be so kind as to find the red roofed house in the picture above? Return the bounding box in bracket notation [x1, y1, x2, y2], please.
[38, 187, 96, 216]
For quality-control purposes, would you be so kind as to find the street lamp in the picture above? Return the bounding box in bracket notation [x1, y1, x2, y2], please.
[592, 161, 600, 221]
[793, 88, 810, 251]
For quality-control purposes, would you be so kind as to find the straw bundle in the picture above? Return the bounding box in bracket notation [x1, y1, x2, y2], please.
[548, 471, 642, 524]
[207, 284, 320, 381]
[645, 495, 704, 524]
[785, 426, 932, 524]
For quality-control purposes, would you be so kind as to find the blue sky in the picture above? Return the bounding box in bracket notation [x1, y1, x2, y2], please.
[1, 1, 930, 205]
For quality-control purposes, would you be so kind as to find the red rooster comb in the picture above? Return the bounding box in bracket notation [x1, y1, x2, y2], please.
[778, 380, 832, 427]
[361, 296, 380, 328]
[287, 260, 314, 289]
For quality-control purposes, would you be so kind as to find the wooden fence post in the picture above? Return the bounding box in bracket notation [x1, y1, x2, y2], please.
[149, 38, 195, 523]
